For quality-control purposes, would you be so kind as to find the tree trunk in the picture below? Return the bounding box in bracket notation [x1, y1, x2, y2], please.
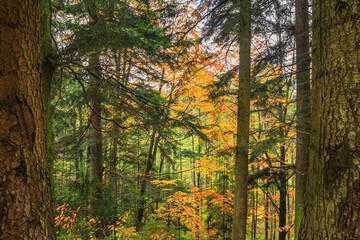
[294, 0, 310, 238]
[135, 130, 160, 230]
[110, 124, 118, 188]
[273, 188, 277, 240]
[232, 0, 251, 239]
[253, 190, 257, 240]
[299, 1, 360, 239]
[192, 135, 196, 188]
[78, 107, 84, 182]
[88, 53, 104, 238]
[278, 145, 287, 240]
[73, 118, 81, 182]
[156, 149, 165, 211]
[89, 54, 103, 184]
[265, 192, 269, 240]
[0, 0, 56, 238]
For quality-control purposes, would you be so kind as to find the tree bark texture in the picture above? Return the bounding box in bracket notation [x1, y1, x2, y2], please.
[232, 0, 251, 239]
[0, 0, 56, 239]
[294, 0, 311, 238]
[299, 1, 360, 239]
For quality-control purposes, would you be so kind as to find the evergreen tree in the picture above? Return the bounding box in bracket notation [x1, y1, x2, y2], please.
[0, 0, 55, 238]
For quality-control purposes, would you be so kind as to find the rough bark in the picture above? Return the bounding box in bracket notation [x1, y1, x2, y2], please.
[299, 1, 360, 239]
[294, 0, 311, 238]
[232, 0, 251, 239]
[0, 0, 56, 238]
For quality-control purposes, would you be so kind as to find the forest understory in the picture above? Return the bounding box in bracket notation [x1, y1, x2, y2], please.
[0, 0, 359, 239]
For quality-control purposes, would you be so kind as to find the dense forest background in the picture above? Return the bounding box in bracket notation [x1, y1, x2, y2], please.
[0, 0, 359, 239]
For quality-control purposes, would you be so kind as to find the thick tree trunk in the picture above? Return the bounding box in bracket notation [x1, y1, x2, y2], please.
[294, 0, 310, 238]
[299, 1, 360, 239]
[0, 0, 56, 238]
[232, 0, 251, 239]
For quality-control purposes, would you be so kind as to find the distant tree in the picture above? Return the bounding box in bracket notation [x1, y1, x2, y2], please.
[299, 0, 360, 239]
[0, 0, 55, 238]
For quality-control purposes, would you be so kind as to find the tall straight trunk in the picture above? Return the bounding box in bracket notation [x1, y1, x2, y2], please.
[272, 187, 277, 240]
[278, 145, 287, 240]
[155, 150, 165, 211]
[74, 118, 80, 182]
[110, 124, 118, 187]
[232, 0, 251, 239]
[89, 54, 103, 187]
[137, 135, 141, 189]
[196, 138, 201, 240]
[294, 0, 310, 238]
[265, 192, 269, 240]
[299, 0, 360, 239]
[0, 0, 55, 238]
[287, 188, 291, 240]
[273, 192, 277, 239]
[250, 190, 256, 240]
[269, 202, 273, 240]
[253, 190, 257, 240]
[192, 135, 196, 188]
[250, 194, 253, 240]
[88, 54, 104, 238]
[275, 8, 289, 237]
[77, 106, 84, 182]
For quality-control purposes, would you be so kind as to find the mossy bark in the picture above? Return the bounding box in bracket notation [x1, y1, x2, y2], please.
[41, 0, 57, 217]
[299, 1, 360, 239]
[294, 0, 311, 238]
[0, 0, 56, 238]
